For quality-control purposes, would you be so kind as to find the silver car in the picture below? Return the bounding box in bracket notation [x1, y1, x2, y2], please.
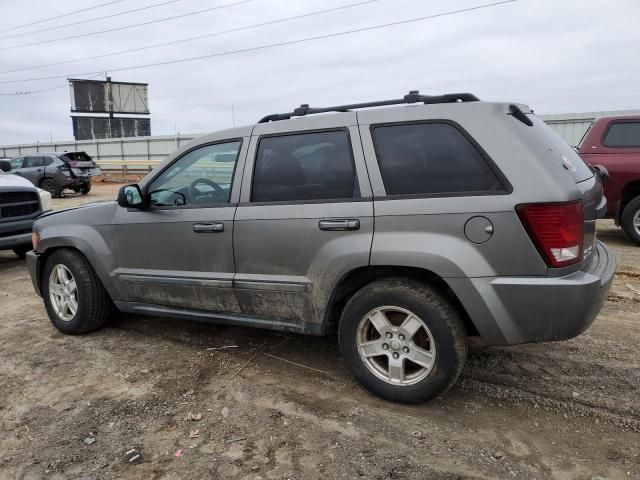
[26, 92, 615, 403]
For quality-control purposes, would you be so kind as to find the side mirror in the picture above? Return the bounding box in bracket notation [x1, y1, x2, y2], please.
[117, 184, 146, 209]
[591, 164, 610, 181]
[0, 160, 11, 172]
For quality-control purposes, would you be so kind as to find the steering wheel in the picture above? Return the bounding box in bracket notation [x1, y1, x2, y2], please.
[189, 177, 224, 200]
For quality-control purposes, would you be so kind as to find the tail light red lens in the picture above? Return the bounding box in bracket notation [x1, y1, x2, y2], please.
[516, 201, 584, 268]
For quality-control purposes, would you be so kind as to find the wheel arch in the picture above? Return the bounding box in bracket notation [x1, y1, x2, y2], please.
[324, 265, 479, 337]
[37, 238, 116, 301]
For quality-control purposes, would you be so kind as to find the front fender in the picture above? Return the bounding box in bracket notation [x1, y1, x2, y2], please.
[35, 224, 119, 301]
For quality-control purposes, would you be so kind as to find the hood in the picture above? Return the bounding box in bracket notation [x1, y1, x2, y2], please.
[37, 199, 116, 221]
[0, 172, 36, 189]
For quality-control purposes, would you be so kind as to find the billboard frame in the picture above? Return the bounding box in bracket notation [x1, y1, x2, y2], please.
[69, 78, 150, 115]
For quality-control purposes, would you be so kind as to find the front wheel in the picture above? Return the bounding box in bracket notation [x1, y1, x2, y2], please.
[80, 182, 91, 195]
[42, 249, 111, 334]
[338, 278, 467, 403]
[621, 196, 640, 246]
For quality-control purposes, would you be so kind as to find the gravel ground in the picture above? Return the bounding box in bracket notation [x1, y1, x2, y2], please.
[0, 183, 638, 480]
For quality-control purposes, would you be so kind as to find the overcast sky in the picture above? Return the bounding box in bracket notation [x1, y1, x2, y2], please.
[0, 0, 638, 145]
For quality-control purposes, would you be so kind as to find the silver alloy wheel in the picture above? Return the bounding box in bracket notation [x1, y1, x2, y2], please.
[634, 209, 640, 237]
[48, 264, 78, 322]
[356, 306, 436, 386]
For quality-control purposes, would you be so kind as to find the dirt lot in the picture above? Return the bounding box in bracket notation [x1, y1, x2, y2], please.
[0, 182, 638, 479]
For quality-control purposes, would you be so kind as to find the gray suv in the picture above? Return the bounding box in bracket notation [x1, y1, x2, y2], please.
[26, 92, 616, 403]
[7, 151, 100, 197]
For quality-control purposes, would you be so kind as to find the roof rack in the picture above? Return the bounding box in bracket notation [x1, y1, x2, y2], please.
[258, 90, 479, 123]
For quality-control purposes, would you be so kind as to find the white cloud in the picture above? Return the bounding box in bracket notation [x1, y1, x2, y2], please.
[0, 0, 638, 144]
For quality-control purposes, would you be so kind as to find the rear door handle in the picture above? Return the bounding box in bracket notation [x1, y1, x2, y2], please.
[193, 222, 224, 233]
[318, 218, 360, 231]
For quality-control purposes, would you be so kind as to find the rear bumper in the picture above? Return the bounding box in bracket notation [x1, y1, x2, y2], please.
[451, 240, 616, 345]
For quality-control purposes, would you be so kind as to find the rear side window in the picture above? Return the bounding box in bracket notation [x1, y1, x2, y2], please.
[371, 122, 505, 196]
[23, 156, 44, 168]
[252, 130, 357, 202]
[603, 121, 640, 147]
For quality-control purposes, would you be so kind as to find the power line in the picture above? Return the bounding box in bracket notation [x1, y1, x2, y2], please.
[0, 74, 105, 96]
[0, 0, 381, 76]
[0, 0, 127, 34]
[0, 0, 518, 86]
[0, 0, 257, 52]
[0, 0, 185, 41]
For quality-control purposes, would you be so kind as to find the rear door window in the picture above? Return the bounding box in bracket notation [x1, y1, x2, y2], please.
[251, 130, 357, 202]
[371, 122, 506, 196]
[23, 156, 44, 168]
[603, 121, 640, 147]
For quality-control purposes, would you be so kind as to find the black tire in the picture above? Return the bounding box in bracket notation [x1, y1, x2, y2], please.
[40, 178, 61, 198]
[72, 185, 81, 193]
[621, 196, 640, 246]
[42, 249, 111, 334]
[12, 245, 30, 259]
[338, 278, 468, 403]
[80, 182, 91, 195]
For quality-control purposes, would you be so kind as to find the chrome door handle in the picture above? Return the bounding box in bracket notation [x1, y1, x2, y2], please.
[318, 218, 360, 231]
[193, 222, 224, 233]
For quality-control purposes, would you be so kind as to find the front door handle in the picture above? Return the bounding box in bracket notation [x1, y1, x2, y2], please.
[193, 222, 224, 233]
[318, 218, 360, 231]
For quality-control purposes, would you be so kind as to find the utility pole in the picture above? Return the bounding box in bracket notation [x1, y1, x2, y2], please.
[106, 75, 113, 138]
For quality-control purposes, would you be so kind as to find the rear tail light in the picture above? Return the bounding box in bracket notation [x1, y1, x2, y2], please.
[516, 201, 584, 268]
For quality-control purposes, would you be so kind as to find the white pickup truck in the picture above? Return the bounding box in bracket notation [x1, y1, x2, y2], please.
[0, 160, 52, 258]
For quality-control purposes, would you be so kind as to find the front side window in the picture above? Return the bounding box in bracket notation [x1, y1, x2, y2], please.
[10, 157, 23, 169]
[372, 122, 505, 196]
[149, 141, 241, 207]
[603, 121, 640, 147]
[252, 130, 356, 203]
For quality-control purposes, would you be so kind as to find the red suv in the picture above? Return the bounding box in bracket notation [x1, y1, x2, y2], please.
[578, 116, 640, 245]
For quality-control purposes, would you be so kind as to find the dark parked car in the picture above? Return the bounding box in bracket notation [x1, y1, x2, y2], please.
[7, 151, 101, 197]
[0, 160, 52, 257]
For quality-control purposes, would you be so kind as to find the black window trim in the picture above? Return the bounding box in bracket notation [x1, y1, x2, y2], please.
[601, 119, 640, 149]
[249, 126, 360, 205]
[145, 138, 244, 211]
[369, 119, 513, 199]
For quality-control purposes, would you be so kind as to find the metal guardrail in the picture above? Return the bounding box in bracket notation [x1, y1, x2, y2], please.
[0, 133, 203, 175]
[3, 111, 638, 173]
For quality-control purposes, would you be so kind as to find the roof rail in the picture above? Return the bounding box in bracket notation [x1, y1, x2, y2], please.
[258, 90, 479, 123]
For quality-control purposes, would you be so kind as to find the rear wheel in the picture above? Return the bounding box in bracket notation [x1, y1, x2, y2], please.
[621, 196, 640, 246]
[42, 249, 111, 334]
[338, 278, 467, 403]
[40, 178, 61, 198]
[80, 182, 91, 195]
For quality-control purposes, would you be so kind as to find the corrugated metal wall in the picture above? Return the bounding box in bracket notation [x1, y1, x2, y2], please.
[2, 109, 640, 171]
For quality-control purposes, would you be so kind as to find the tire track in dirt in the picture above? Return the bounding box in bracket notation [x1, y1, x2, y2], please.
[459, 375, 640, 432]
